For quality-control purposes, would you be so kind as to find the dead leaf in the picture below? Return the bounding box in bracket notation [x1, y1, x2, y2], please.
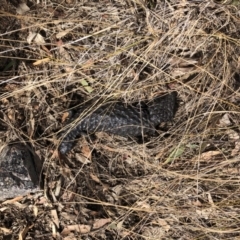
[33, 206, 38, 217]
[51, 210, 60, 228]
[170, 67, 196, 77]
[0, 207, 8, 212]
[52, 222, 57, 238]
[54, 178, 62, 197]
[192, 199, 202, 207]
[92, 218, 112, 230]
[117, 220, 124, 230]
[207, 192, 215, 206]
[81, 143, 92, 159]
[154, 149, 165, 160]
[75, 153, 91, 164]
[61, 224, 91, 236]
[90, 173, 101, 183]
[16, 3, 30, 15]
[27, 32, 46, 45]
[62, 111, 71, 123]
[200, 151, 221, 160]
[219, 113, 231, 127]
[0, 227, 12, 234]
[136, 201, 151, 210]
[56, 31, 70, 39]
[13, 202, 27, 209]
[52, 150, 60, 159]
[158, 218, 170, 232]
[33, 58, 51, 66]
[2, 196, 23, 204]
[19, 225, 34, 240]
[7, 109, 15, 121]
[27, 117, 35, 138]
[98, 144, 121, 153]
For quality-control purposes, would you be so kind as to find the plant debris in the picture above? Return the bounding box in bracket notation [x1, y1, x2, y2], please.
[1, 0, 240, 239]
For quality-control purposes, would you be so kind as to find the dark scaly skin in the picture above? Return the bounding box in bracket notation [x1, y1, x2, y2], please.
[59, 92, 177, 154]
[0, 144, 39, 200]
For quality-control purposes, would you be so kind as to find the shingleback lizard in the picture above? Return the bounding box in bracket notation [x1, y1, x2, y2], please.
[59, 92, 177, 155]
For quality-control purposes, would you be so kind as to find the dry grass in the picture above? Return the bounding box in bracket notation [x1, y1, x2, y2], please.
[1, 0, 240, 239]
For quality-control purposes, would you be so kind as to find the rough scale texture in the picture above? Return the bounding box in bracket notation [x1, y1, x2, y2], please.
[59, 92, 177, 154]
[0, 144, 39, 200]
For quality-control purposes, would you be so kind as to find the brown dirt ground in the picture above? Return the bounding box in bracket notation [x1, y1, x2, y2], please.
[1, 0, 240, 239]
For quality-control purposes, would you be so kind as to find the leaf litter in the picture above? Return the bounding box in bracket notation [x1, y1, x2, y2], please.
[0, 0, 240, 239]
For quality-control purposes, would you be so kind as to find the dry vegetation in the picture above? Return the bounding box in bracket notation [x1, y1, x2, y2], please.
[1, 0, 240, 239]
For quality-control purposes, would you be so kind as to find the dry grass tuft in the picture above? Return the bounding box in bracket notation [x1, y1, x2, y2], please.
[1, 0, 240, 239]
